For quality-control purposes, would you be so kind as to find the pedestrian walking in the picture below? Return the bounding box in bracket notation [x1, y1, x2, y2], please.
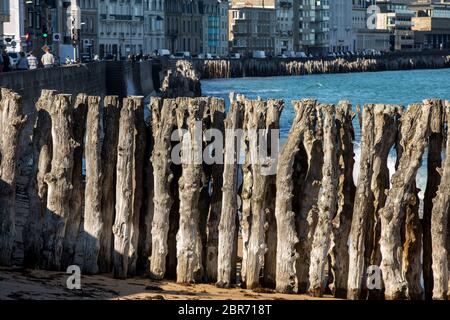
[2, 49, 11, 72]
[16, 52, 29, 71]
[27, 52, 38, 70]
[41, 46, 55, 68]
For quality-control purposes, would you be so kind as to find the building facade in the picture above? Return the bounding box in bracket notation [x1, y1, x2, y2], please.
[410, 0, 450, 49]
[229, 3, 276, 56]
[2, 0, 25, 52]
[78, 0, 98, 57]
[297, 0, 330, 55]
[98, 0, 144, 59]
[202, 0, 228, 56]
[165, 0, 203, 55]
[0, 0, 10, 46]
[275, 0, 295, 54]
[376, 0, 415, 50]
[329, 0, 354, 53]
[143, 0, 165, 54]
[352, 0, 391, 52]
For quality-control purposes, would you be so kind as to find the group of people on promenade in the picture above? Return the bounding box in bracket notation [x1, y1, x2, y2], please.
[0, 46, 55, 73]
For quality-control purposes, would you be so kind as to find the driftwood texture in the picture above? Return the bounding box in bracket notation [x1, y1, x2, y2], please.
[347, 104, 399, 299]
[80, 96, 103, 274]
[4, 88, 450, 301]
[149, 98, 177, 279]
[41, 94, 76, 270]
[431, 101, 450, 300]
[98, 96, 121, 273]
[176, 98, 205, 283]
[380, 102, 431, 300]
[23, 90, 54, 268]
[329, 101, 356, 298]
[216, 97, 244, 288]
[0, 89, 26, 266]
[274, 99, 315, 293]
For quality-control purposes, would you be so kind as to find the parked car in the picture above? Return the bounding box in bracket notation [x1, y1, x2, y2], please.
[252, 50, 266, 59]
[80, 53, 92, 63]
[228, 53, 241, 59]
[173, 51, 192, 59]
[7, 52, 20, 69]
[276, 54, 287, 59]
[198, 53, 213, 59]
[157, 49, 171, 57]
[295, 52, 308, 58]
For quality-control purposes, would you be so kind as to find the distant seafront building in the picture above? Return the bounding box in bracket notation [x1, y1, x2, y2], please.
[376, 0, 415, 50]
[229, 0, 276, 56]
[275, 0, 295, 54]
[98, 0, 145, 58]
[297, 0, 330, 55]
[2, 0, 24, 51]
[202, 0, 229, 55]
[0, 0, 9, 44]
[165, 0, 203, 55]
[143, 0, 165, 54]
[409, 0, 450, 49]
[329, 0, 354, 52]
[352, 0, 391, 52]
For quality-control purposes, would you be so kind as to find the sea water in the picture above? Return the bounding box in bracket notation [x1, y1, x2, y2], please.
[202, 68, 450, 202]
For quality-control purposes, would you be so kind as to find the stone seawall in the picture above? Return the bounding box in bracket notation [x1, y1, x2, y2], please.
[193, 54, 450, 79]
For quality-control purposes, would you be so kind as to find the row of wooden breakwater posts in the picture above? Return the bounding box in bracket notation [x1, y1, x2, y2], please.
[0, 87, 450, 300]
[192, 55, 450, 78]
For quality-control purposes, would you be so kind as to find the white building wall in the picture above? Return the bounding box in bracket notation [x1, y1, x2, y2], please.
[329, 0, 354, 52]
[98, 0, 144, 58]
[144, 0, 165, 54]
[3, 0, 25, 52]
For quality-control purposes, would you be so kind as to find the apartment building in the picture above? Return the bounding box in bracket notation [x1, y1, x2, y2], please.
[376, 0, 415, 50]
[275, 0, 295, 54]
[79, 0, 99, 56]
[98, 0, 145, 58]
[165, 0, 203, 55]
[2, 0, 25, 51]
[352, 0, 391, 52]
[329, 0, 354, 53]
[297, 0, 330, 55]
[202, 0, 229, 56]
[409, 0, 450, 49]
[143, 0, 165, 54]
[229, 2, 276, 56]
[0, 0, 9, 45]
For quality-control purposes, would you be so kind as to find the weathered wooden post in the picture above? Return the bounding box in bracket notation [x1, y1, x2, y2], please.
[430, 101, 450, 300]
[216, 97, 244, 288]
[263, 99, 284, 289]
[274, 99, 315, 293]
[205, 97, 226, 282]
[329, 101, 356, 298]
[347, 104, 398, 299]
[80, 96, 103, 274]
[0, 89, 26, 266]
[149, 98, 177, 279]
[422, 99, 444, 299]
[23, 90, 54, 267]
[41, 94, 76, 270]
[380, 102, 431, 300]
[296, 100, 323, 293]
[98, 96, 121, 273]
[128, 96, 145, 276]
[62, 93, 87, 268]
[245, 98, 283, 289]
[113, 97, 139, 279]
[176, 98, 205, 283]
[308, 104, 339, 297]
